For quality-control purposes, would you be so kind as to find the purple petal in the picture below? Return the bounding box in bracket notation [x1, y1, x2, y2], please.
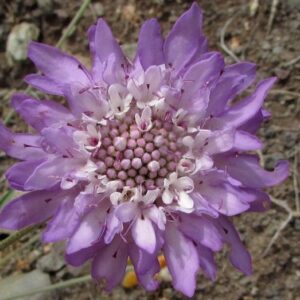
[137, 19, 164, 70]
[94, 19, 125, 65]
[218, 216, 252, 275]
[24, 157, 82, 190]
[197, 244, 217, 281]
[132, 216, 156, 254]
[164, 3, 203, 72]
[87, 24, 104, 82]
[115, 201, 137, 223]
[104, 210, 122, 244]
[163, 223, 199, 297]
[0, 123, 44, 160]
[207, 62, 256, 117]
[181, 52, 224, 103]
[220, 154, 289, 188]
[218, 78, 276, 127]
[179, 214, 223, 251]
[11, 94, 73, 131]
[28, 42, 91, 92]
[137, 259, 160, 291]
[66, 207, 106, 257]
[24, 74, 63, 96]
[6, 159, 45, 191]
[43, 192, 80, 243]
[0, 189, 64, 230]
[63, 83, 108, 119]
[233, 131, 263, 151]
[92, 237, 128, 291]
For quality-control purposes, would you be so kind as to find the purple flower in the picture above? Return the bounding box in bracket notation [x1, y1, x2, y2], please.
[0, 3, 288, 296]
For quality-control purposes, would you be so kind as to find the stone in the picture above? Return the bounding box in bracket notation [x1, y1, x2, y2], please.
[0, 270, 53, 300]
[37, 251, 65, 273]
[6, 22, 39, 64]
[37, 0, 54, 13]
[93, 3, 105, 17]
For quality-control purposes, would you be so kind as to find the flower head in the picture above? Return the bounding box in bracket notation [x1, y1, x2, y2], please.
[0, 3, 288, 296]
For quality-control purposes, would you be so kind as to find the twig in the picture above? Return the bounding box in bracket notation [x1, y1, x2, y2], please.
[1, 275, 92, 300]
[281, 54, 300, 68]
[0, 225, 39, 252]
[263, 150, 300, 256]
[270, 89, 300, 98]
[262, 214, 293, 256]
[220, 15, 241, 63]
[267, 0, 279, 34]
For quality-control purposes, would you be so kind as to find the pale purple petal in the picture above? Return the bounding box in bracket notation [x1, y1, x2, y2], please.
[164, 3, 203, 72]
[0, 189, 64, 230]
[137, 19, 164, 69]
[92, 237, 128, 291]
[163, 223, 199, 297]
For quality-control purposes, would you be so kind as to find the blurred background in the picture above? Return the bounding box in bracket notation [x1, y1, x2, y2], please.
[0, 0, 299, 299]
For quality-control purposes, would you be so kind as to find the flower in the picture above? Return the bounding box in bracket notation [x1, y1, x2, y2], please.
[0, 3, 288, 297]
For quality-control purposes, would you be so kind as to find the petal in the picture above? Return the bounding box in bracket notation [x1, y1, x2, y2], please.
[218, 77, 276, 127]
[221, 154, 289, 188]
[28, 42, 90, 91]
[132, 216, 156, 254]
[218, 216, 252, 275]
[178, 191, 194, 210]
[41, 125, 80, 157]
[0, 123, 44, 160]
[66, 207, 106, 257]
[11, 94, 73, 131]
[163, 223, 199, 297]
[94, 19, 125, 65]
[137, 259, 160, 291]
[233, 131, 263, 151]
[24, 74, 63, 95]
[164, 3, 203, 72]
[0, 189, 63, 230]
[104, 210, 122, 244]
[207, 62, 256, 117]
[204, 129, 235, 155]
[129, 242, 159, 275]
[115, 202, 137, 223]
[137, 19, 164, 69]
[179, 214, 223, 251]
[86, 24, 104, 82]
[43, 192, 80, 243]
[144, 206, 166, 231]
[162, 189, 173, 204]
[181, 52, 224, 103]
[6, 159, 45, 191]
[92, 237, 128, 291]
[197, 244, 217, 281]
[24, 157, 82, 190]
[200, 185, 250, 216]
[63, 83, 108, 119]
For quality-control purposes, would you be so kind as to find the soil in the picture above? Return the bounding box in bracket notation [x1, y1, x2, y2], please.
[0, 0, 299, 299]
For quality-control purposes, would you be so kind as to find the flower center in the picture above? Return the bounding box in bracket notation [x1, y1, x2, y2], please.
[91, 109, 183, 190]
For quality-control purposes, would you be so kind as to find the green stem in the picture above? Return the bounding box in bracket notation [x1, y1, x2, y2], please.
[0, 225, 39, 252]
[0, 233, 40, 268]
[56, 0, 91, 48]
[1, 275, 92, 300]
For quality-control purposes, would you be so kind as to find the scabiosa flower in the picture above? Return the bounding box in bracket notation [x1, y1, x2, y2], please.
[0, 3, 288, 297]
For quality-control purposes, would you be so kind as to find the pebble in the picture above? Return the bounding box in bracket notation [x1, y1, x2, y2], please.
[6, 22, 39, 64]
